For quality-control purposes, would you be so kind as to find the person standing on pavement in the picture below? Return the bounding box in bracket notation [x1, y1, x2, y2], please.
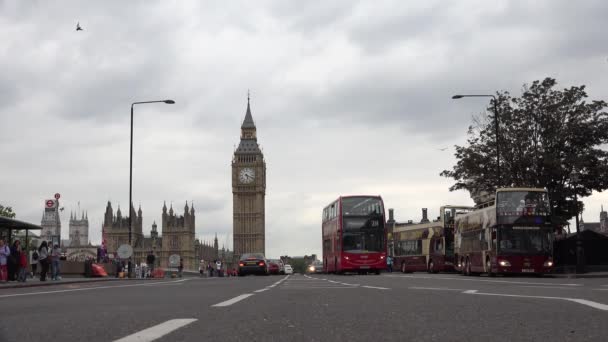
[31, 249, 39, 278]
[386, 255, 393, 273]
[146, 251, 155, 277]
[216, 259, 222, 277]
[51, 244, 61, 280]
[18, 247, 28, 282]
[0, 238, 10, 282]
[38, 241, 49, 281]
[178, 258, 183, 278]
[8, 240, 21, 281]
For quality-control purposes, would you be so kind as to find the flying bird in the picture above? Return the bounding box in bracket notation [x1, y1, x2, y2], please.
[438, 147, 448, 151]
[76, 22, 83, 31]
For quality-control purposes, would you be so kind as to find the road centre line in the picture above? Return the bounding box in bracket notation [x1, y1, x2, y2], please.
[387, 274, 582, 287]
[212, 294, 254, 307]
[254, 289, 268, 293]
[0, 279, 188, 299]
[113, 318, 197, 342]
[281, 286, 359, 289]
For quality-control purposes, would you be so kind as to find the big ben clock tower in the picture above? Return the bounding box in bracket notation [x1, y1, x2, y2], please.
[232, 96, 266, 261]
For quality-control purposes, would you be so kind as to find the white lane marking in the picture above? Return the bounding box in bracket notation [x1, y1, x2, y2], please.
[113, 318, 197, 342]
[142, 279, 188, 286]
[328, 280, 338, 283]
[409, 287, 467, 291]
[281, 286, 359, 289]
[518, 285, 577, 290]
[0, 279, 188, 299]
[592, 288, 608, 291]
[464, 290, 608, 311]
[212, 294, 254, 307]
[254, 289, 268, 293]
[338, 283, 359, 286]
[362, 285, 390, 290]
[386, 274, 582, 286]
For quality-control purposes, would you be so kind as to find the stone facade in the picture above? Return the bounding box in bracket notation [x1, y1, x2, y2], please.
[232, 98, 266, 261]
[68, 210, 89, 246]
[103, 201, 233, 271]
[40, 199, 61, 244]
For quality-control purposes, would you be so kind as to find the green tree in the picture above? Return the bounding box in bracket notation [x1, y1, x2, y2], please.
[290, 258, 307, 274]
[0, 204, 16, 218]
[441, 78, 608, 221]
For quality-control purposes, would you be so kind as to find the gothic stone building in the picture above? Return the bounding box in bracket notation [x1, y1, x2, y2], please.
[232, 98, 266, 261]
[103, 201, 227, 271]
[68, 210, 89, 246]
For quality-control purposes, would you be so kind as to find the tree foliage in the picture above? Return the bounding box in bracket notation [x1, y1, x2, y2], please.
[441, 78, 608, 221]
[0, 204, 16, 218]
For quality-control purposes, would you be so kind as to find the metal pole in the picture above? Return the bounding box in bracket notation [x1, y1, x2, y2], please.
[573, 190, 585, 273]
[128, 104, 134, 278]
[493, 98, 500, 187]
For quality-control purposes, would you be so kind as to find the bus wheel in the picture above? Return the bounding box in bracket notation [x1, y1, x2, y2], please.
[375, 269, 380, 275]
[486, 258, 495, 277]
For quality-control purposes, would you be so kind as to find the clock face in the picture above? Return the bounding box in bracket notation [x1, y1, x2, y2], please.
[239, 168, 255, 184]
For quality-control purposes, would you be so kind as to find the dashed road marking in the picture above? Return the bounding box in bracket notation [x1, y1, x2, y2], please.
[254, 289, 268, 293]
[409, 287, 467, 291]
[113, 318, 197, 342]
[212, 294, 254, 307]
[361, 285, 389, 290]
[464, 290, 608, 311]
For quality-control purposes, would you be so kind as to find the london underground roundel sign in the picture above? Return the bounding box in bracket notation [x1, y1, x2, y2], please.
[46, 200, 55, 208]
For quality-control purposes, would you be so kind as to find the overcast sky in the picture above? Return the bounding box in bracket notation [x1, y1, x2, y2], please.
[1, 0, 607, 258]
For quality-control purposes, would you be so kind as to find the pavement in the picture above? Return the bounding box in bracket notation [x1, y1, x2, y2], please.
[1, 272, 607, 342]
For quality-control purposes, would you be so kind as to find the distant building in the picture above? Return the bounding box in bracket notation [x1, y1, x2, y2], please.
[68, 210, 89, 246]
[580, 206, 608, 234]
[103, 201, 232, 271]
[40, 198, 61, 245]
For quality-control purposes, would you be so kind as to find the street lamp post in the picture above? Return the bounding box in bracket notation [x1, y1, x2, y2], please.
[129, 99, 175, 277]
[570, 171, 585, 274]
[452, 94, 500, 187]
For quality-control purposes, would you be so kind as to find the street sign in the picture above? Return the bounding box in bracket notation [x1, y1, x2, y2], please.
[45, 199, 56, 208]
[169, 254, 180, 266]
[117, 244, 133, 259]
[54, 193, 61, 200]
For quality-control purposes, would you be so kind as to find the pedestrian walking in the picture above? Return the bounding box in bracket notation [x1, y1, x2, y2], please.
[0, 238, 10, 283]
[386, 255, 393, 273]
[199, 259, 205, 277]
[51, 244, 61, 280]
[18, 247, 28, 282]
[146, 251, 155, 277]
[31, 250, 39, 278]
[208, 262, 214, 277]
[38, 241, 49, 281]
[216, 259, 222, 277]
[8, 240, 21, 281]
[178, 258, 183, 278]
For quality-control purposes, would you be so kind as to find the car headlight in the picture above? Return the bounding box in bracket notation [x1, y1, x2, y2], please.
[543, 260, 553, 267]
[498, 260, 511, 267]
[309, 266, 315, 272]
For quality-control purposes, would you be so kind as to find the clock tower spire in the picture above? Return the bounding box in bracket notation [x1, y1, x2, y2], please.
[232, 94, 266, 261]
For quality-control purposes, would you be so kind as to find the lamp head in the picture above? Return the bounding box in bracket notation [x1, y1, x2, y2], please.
[164, 100, 175, 104]
[452, 95, 464, 99]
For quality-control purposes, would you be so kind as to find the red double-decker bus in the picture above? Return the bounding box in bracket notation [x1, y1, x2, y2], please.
[454, 188, 554, 276]
[322, 195, 387, 274]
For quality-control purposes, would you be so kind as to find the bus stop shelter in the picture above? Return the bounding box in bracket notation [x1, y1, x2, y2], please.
[0, 216, 43, 249]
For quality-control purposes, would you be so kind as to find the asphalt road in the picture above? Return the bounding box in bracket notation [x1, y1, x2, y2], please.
[1, 272, 607, 342]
